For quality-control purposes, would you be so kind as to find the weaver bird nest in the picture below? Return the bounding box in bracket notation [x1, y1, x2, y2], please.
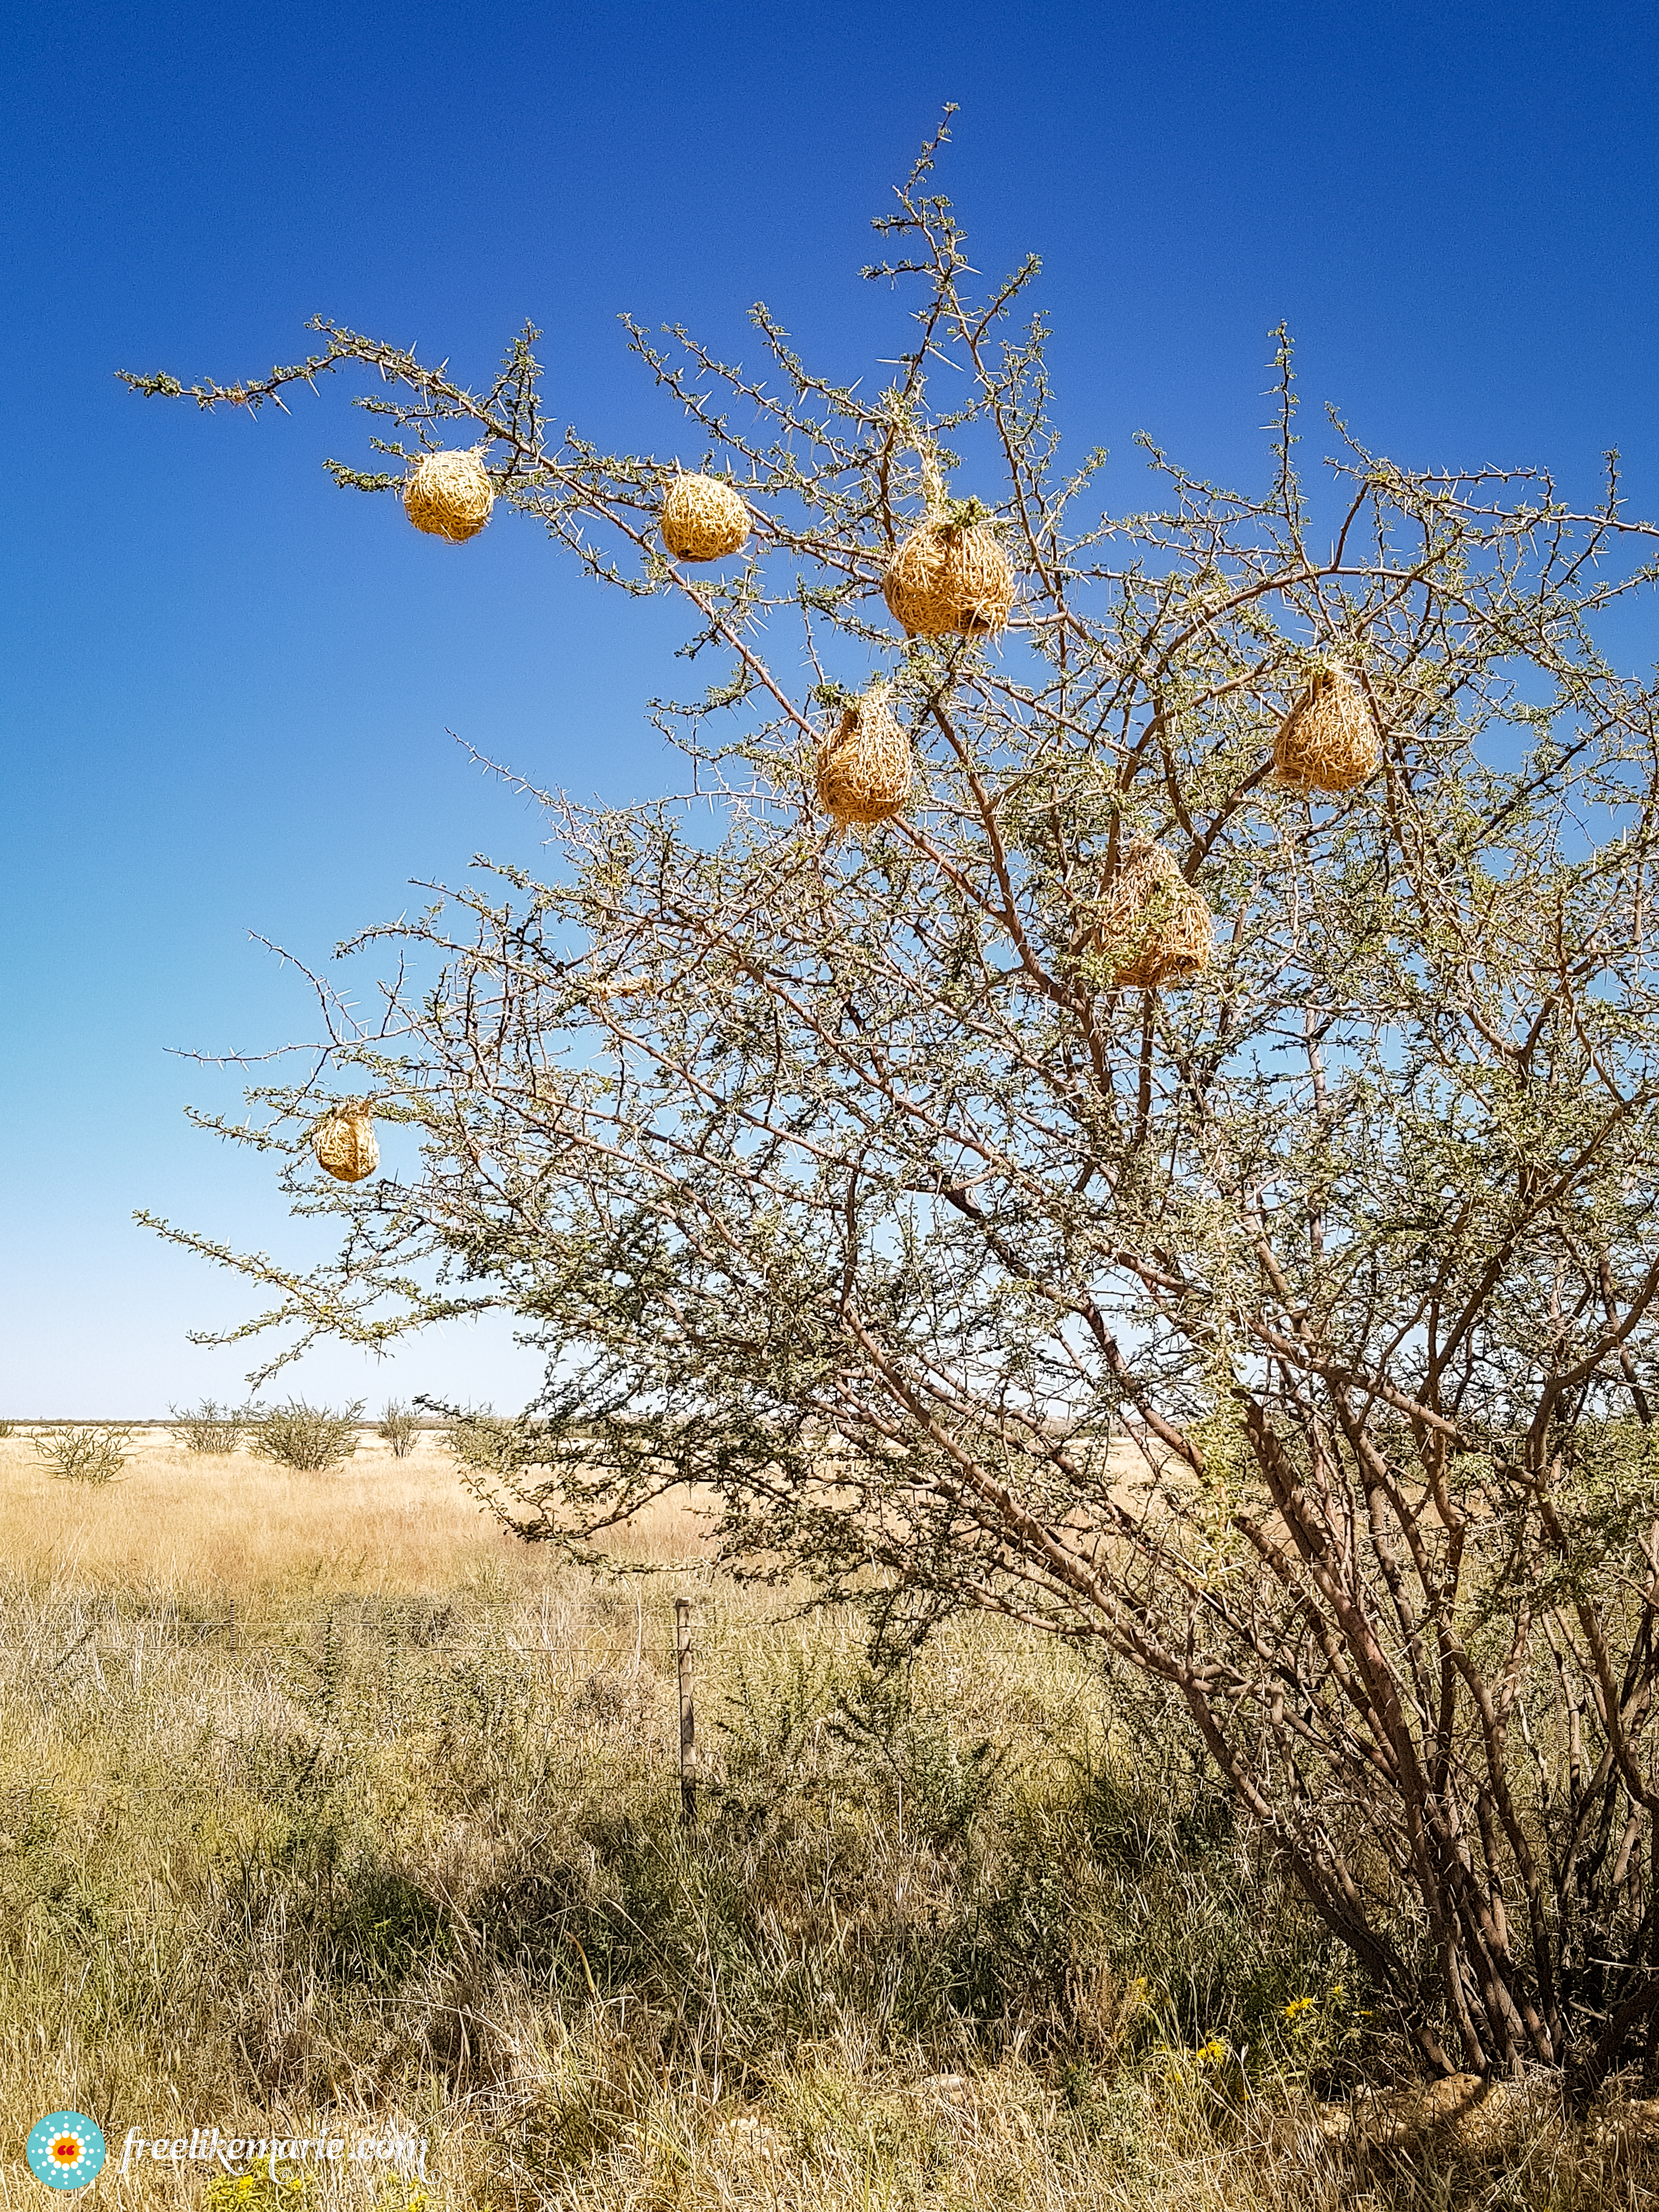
[404, 448, 495, 543]
[661, 473, 751, 562]
[1272, 662, 1380, 792]
[314, 1104, 379, 1183]
[815, 685, 913, 827]
[884, 516, 1014, 638]
[1092, 841, 1213, 989]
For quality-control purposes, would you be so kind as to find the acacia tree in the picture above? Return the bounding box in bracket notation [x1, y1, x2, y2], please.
[129, 124, 1659, 2091]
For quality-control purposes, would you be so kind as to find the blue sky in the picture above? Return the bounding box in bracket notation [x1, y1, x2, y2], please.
[3, 0, 1656, 1416]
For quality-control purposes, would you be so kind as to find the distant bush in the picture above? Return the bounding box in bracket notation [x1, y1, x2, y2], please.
[35, 1425, 132, 1485]
[0, 1420, 15, 1439]
[249, 1400, 364, 1472]
[170, 1399, 254, 1454]
[377, 1400, 420, 1458]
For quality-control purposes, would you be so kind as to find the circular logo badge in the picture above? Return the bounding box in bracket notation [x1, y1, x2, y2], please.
[26, 2113, 105, 2192]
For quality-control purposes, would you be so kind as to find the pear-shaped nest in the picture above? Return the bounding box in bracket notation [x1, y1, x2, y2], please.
[662, 473, 751, 561]
[1272, 663, 1380, 792]
[884, 520, 1013, 638]
[404, 449, 495, 543]
[314, 1104, 379, 1183]
[815, 686, 913, 827]
[1092, 841, 1213, 989]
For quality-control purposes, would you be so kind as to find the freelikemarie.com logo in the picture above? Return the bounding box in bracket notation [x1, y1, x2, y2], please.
[120, 2125, 431, 2181]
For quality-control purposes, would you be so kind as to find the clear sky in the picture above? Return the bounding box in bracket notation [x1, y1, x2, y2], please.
[3, 0, 1656, 1416]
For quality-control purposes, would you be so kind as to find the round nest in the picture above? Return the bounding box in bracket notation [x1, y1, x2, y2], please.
[883, 521, 1013, 638]
[815, 686, 913, 827]
[314, 1105, 379, 1184]
[1093, 841, 1213, 989]
[1272, 663, 1380, 792]
[404, 448, 495, 544]
[662, 474, 751, 562]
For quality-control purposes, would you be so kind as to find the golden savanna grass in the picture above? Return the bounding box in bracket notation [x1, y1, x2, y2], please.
[1, 1431, 1656, 2210]
[0, 1429, 712, 1596]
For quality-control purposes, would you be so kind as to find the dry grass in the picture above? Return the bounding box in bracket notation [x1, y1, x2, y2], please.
[1, 1435, 1656, 2209]
[0, 1430, 712, 1600]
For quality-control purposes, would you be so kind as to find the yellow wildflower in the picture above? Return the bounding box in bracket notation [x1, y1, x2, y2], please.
[1284, 1995, 1316, 2021]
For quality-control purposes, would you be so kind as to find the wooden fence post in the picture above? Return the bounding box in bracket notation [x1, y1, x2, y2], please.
[228, 1599, 238, 1654]
[675, 1597, 696, 1826]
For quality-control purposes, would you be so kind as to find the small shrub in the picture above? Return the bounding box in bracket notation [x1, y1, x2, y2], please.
[250, 1400, 364, 1472]
[377, 1400, 420, 1458]
[34, 1425, 132, 1485]
[0, 1419, 15, 1438]
[171, 1398, 253, 1453]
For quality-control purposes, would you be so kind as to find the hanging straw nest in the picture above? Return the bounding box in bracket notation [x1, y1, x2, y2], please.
[882, 444, 1013, 638]
[1272, 661, 1380, 792]
[404, 448, 495, 544]
[884, 518, 1013, 638]
[314, 1103, 379, 1183]
[1092, 840, 1213, 989]
[815, 684, 913, 827]
[662, 473, 751, 561]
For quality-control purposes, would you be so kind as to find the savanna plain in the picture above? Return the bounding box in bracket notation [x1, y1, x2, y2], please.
[2, 1424, 1656, 2210]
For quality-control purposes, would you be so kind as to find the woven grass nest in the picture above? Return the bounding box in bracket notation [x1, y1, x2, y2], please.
[815, 685, 913, 827]
[404, 448, 495, 544]
[1093, 841, 1213, 989]
[1272, 662, 1380, 792]
[662, 473, 751, 562]
[884, 516, 1013, 638]
[314, 1103, 379, 1184]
